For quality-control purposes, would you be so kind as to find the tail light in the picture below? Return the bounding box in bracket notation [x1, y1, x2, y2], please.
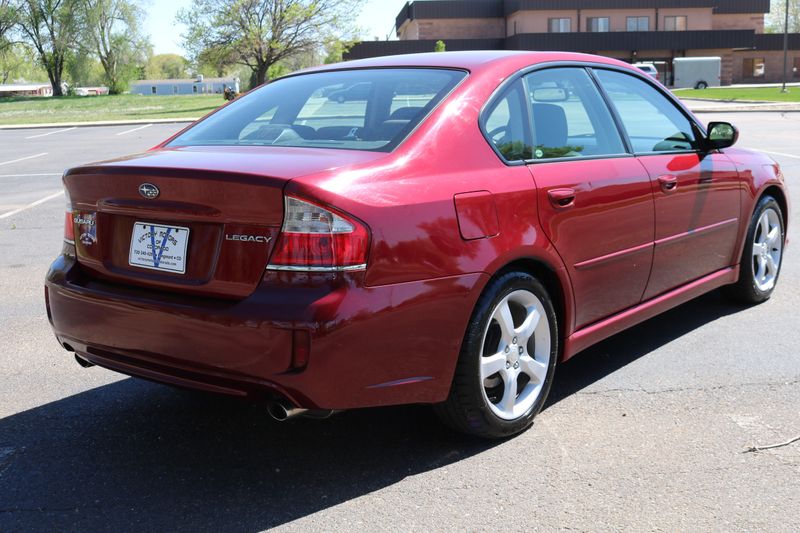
[64, 187, 75, 244]
[267, 196, 369, 272]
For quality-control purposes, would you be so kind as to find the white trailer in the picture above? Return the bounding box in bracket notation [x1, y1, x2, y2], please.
[673, 57, 721, 89]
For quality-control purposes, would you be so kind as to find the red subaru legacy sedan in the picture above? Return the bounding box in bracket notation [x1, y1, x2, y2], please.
[46, 51, 788, 438]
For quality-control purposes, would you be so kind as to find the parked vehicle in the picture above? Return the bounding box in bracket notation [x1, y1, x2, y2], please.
[46, 51, 789, 439]
[632, 62, 659, 81]
[326, 82, 371, 102]
[673, 56, 721, 89]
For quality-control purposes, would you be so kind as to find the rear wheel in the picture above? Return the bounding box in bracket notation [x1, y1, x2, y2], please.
[724, 196, 785, 304]
[695, 81, 709, 90]
[435, 271, 558, 439]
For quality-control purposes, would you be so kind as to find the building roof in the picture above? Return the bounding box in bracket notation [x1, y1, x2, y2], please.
[0, 83, 50, 91]
[131, 77, 237, 85]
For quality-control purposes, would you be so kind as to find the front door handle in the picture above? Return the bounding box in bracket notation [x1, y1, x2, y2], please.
[548, 188, 576, 209]
[658, 175, 678, 193]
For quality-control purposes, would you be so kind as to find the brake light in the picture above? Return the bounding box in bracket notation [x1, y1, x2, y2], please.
[267, 196, 369, 271]
[64, 188, 75, 244]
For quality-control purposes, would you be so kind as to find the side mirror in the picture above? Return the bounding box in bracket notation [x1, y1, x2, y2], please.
[706, 121, 738, 150]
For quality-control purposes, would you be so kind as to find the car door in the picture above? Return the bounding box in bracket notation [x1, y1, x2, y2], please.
[593, 69, 741, 300]
[522, 67, 656, 330]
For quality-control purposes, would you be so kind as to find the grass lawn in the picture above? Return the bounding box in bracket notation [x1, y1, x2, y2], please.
[0, 94, 226, 126]
[673, 86, 800, 102]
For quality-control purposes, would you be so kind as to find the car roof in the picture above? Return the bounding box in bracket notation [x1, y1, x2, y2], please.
[298, 50, 633, 76]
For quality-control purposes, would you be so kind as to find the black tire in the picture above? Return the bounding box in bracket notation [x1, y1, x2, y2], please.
[434, 271, 558, 439]
[724, 195, 785, 304]
[695, 81, 709, 90]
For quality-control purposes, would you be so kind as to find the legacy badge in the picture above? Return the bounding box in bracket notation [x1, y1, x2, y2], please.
[225, 234, 271, 244]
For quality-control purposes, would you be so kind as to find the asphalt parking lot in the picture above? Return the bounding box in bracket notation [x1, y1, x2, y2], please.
[1, 112, 799, 532]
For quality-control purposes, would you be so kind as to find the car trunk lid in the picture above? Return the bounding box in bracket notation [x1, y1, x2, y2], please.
[65, 146, 385, 299]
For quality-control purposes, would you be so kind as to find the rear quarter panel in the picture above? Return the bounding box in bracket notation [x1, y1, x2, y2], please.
[286, 61, 574, 333]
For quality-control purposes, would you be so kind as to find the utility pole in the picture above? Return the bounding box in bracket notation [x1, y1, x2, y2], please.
[783, 0, 790, 92]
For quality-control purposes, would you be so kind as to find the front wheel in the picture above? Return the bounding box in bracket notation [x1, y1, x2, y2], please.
[435, 271, 558, 439]
[724, 195, 785, 304]
[695, 81, 709, 90]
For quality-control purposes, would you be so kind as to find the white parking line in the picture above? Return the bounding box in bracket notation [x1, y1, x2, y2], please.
[25, 127, 77, 140]
[0, 172, 61, 178]
[759, 149, 800, 160]
[0, 190, 63, 220]
[0, 153, 48, 167]
[116, 124, 152, 136]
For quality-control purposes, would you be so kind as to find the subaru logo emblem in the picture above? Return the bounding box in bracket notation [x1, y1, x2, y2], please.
[139, 183, 159, 199]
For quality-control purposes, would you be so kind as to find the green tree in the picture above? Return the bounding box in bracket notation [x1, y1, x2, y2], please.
[145, 53, 189, 79]
[64, 48, 104, 89]
[178, 0, 364, 87]
[81, 0, 149, 94]
[0, 1, 16, 54]
[323, 38, 356, 64]
[434, 39, 446, 52]
[14, 0, 81, 96]
[766, 0, 800, 33]
[0, 42, 47, 83]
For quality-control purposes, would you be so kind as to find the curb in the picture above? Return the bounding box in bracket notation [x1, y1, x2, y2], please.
[691, 108, 800, 113]
[0, 118, 198, 130]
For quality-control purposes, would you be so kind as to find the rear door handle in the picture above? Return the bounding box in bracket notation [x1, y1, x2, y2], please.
[658, 175, 678, 193]
[548, 188, 576, 209]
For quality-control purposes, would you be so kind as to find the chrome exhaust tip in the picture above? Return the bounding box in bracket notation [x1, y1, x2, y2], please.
[267, 401, 308, 422]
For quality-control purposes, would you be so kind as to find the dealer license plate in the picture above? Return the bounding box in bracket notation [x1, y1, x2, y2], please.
[128, 222, 190, 274]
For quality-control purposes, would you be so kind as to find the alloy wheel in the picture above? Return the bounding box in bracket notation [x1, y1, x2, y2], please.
[480, 289, 552, 420]
[752, 207, 783, 292]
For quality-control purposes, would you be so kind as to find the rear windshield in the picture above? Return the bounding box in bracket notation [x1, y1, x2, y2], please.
[168, 68, 467, 152]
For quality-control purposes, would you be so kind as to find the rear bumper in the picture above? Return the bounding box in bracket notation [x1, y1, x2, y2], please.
[45, 254, 485, 410]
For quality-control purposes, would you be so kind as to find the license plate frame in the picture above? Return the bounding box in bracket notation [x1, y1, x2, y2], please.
[128, 222, 190, 274]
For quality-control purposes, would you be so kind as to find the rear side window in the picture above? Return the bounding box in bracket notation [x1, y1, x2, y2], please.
[594, 69, 700, 153]
[522, 68, 626, 160]
[168, 68, 466, 152]
[483, 80, 532, 162]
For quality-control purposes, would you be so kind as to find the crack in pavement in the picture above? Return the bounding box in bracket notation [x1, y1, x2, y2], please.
[572, 378, 800, 397]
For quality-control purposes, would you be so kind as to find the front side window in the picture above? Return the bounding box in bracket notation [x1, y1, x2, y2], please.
[664, 15, 687, 31]
[483, 80, 532, 162]
[523, 68, 626, 160]
[595, 69, 699, 153]
[627, 16, 649, 31]
[587, 17, 610, 32]
[168, 68, 466, 152]
[549, 18, 571, 33]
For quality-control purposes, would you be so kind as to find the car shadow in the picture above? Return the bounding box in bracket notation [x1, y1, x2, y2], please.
[0, 379, 495, 531]
[0, 291, 745, 531]
[547, 289, 746, 405]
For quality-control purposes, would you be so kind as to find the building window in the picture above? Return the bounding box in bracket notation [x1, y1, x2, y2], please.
[627, 16, 649, 31]
[794, 57, 800, 77]
[193, 85, 198, 94]
[151, 86, 156, 95]
[173, 85, 178, 94]
[587, 17, 610, 32]
[664, 16, 687, 31]
[743, 58, 765, 78]
[548, 18, 571, 33]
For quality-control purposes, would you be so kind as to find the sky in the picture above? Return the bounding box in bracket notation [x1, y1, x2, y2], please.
[145, 0, 409, 57]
